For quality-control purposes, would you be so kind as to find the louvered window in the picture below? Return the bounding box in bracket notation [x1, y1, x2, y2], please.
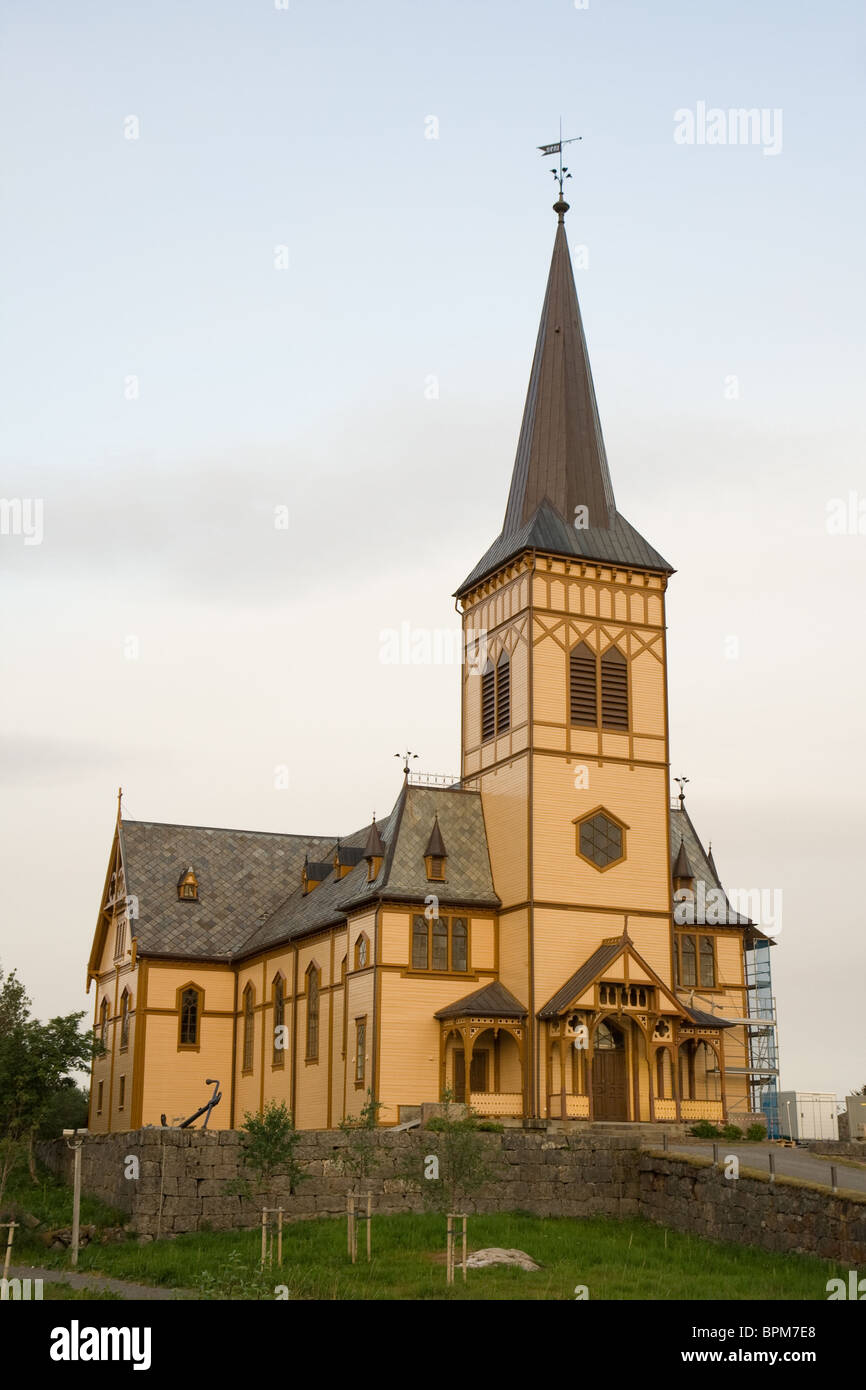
[481, 653, 511, 742]
[601, 646, 629, 730]
[481, 661, 496, 741]
[569, 642, 597, 725]
[495, 652, 510, 733]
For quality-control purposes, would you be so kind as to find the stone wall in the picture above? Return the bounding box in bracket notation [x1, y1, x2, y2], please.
[638, 1152, 866, 1263]
[799, 1140, 866, 1160]
[37, 1129, 866, 1263]
[37, 1130, 640, 1237]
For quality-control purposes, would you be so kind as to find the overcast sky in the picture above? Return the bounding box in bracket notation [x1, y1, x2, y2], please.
[1, 0, 864, 1102]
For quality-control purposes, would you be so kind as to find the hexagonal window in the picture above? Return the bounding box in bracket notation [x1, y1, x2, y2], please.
[574, 808, 627, 871]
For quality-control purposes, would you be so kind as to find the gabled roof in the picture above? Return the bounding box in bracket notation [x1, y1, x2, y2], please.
[435, 980, 526, 1020]
[538, 939, 624, 1018]
[424, 815, 447, 858]
[672, 838, 694, 880]
[538, 932, 695, 1022]
[456, 210, 673, 598]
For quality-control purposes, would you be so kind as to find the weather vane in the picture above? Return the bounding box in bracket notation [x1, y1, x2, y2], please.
[538, 119, 582, 200]
[674, 775, 690, 807]
[395, 749, 419, 775]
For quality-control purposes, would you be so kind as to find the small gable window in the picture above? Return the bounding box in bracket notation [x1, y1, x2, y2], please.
[424, 815, 448, 881]
[178, 867, 198, 901]
[179, 985, 203, 1048]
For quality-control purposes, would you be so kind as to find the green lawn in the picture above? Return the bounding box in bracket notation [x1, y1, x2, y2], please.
[3, 1163, 848, 1301]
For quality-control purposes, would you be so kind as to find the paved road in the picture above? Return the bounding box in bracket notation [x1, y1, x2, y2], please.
[663, 1142, 866, 1194]
[4, 1264, 195, 1300]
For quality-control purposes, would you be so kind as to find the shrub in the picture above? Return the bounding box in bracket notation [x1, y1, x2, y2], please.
[689, 1120, 722, 1139]
[424, 1117, 448, 1132]
[746, 1123, 767, 1142]
[477, 1121, 504, 1133]
[722, 1124, 744, 1141]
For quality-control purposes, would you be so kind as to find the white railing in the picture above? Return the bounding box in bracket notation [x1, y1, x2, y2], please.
[408, 772, 461, 788]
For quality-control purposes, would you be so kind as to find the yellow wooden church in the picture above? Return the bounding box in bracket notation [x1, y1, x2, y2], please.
[87, 194, 773, 1134]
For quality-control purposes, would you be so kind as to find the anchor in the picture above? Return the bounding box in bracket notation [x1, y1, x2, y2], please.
[160, 1078, 222, 1129]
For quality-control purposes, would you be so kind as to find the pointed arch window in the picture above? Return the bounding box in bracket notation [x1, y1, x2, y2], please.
[242, 983, 255, 1072]
[305, 964, 320, 1061]
[99, 998, 109, 1050]
[656, 1047, 673, 1099]
[119, 988, 131, 1051]
[600, 646, 629, 730]
[272, 974, 286, 1067]
[179, 984, 203, 1048]
[354, 933, 369, 971]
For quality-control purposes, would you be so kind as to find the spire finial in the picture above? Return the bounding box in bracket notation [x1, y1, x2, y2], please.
[538, 119, 581, 218]
[394, 749, 419, 777]
[116, 786, 123, 824]
[674, 775, 690, 808]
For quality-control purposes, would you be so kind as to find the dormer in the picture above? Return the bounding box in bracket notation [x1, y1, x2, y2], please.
[177, 866, 198, 901]
[333, 841, 365, 880]
[424, 815, 447, 881]
[363, 818, 386, 882]
[672, 838, 695, 893]
[302, 855, 331, 895]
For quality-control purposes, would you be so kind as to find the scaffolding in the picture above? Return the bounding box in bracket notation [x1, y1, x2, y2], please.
[745, 939, 780, 1137]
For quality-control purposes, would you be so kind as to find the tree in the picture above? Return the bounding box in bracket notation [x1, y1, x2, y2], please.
[0, 966, 96, 1207]
[230, 1101, 307, 1203]
[411, 1089, 497, 1214]
[338, 1089, 382, 1191]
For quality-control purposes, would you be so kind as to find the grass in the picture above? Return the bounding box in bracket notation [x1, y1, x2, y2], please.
[3, 1160, 850, 1301]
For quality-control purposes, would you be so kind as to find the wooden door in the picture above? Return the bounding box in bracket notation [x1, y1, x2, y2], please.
[592, 1049, 628, 1120]
[453, 1049, 466, 1102]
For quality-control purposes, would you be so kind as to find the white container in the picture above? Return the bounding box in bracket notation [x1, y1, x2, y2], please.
[776, 1091, 838, 1141]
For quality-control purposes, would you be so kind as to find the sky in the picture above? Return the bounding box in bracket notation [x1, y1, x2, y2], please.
[1, 0, 864, 1103]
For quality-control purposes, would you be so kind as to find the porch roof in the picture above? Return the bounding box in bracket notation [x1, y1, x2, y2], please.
[434, 980, 527, 1020]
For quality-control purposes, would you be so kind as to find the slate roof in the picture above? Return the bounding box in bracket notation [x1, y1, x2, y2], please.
[118, 821, 335, 959]
[669, 807, 753, 928]
[435, 980, 527, 1019]
[118, 784, 499, 964]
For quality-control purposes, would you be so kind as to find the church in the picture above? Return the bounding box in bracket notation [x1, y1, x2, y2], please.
[87, 191, 776, 1134]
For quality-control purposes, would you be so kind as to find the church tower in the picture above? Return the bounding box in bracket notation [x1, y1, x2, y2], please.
[455, 194, 677, 1119]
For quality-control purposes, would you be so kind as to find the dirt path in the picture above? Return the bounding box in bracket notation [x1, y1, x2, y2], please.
[4, 1263, 197, 1301]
